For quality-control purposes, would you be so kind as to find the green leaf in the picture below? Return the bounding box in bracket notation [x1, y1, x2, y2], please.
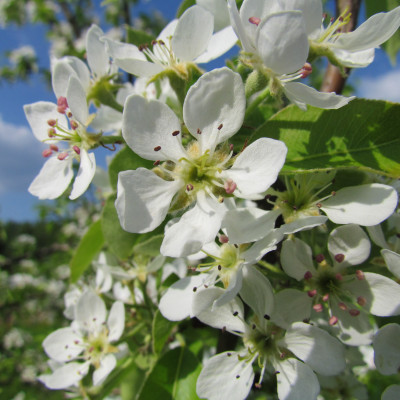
[133, 234, 164, 257]
[152, 309, 178, 355]
[101, 195, 140, 259]
[108, 146, 154, 191]
[250, 99, 400, 178]
[70, 219, 104, 283]
[176, 0, 196, 18]
[137, 347, 201, 400]
[126, 27, 155, 47]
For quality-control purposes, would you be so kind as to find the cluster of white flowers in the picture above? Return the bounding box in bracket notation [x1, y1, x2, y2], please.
[24, 0, 400, 399]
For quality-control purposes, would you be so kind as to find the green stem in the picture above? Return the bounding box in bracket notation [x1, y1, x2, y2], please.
[244, 86, 270, 120]
[257, 260, 285, 276]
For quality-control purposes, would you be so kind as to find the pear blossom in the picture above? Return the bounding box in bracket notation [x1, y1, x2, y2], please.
[115, 67, 287, 257]
[382, 385, 400, 400]
[226, 0, 354, 110]
[159, 209, 282, 321]
[281, 224, 400, 345]
[24, 75, 97, 200]
[39, 291, 125, 389]
[194, 271, 345, 400]
[104, 5, 237, 80]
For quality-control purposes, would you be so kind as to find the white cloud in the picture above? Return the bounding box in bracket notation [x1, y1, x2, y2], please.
[0, 114, 45, 194]
[357, 69, 400, 103]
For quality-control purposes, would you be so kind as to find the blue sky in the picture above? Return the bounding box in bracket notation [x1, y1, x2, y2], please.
[0, 0, 399, 222]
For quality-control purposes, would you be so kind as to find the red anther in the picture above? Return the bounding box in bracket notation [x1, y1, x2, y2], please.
[197, 128, 202, 135]
[316, 202, 322, 208]
[338, 302, 347, 311]
[334, 254, 345, 263]
[158, 40, 165, 46]
[249, 16, 261, 26]
[57, 96, 68, 114]
[153, 160, 160, 166]
[42, 148, 53, 158]
[315, 254, 325, 263]
[73, 145, 80, 155]
[255, 383, 262, 389]
[322, 13, 327, 19]
[323, 294, 329, 302]
[357, 296, 367, 307]
[224, 179, 237, 194]
[304, 271, 313, 280]
[300, 63, 313, 79]
[47, 119, 57, 127]
[151, 40, 157, 46]
[154, 146, 161, 151]
[219, 234, 229, 244]
[330, 17, 334, 22]
[331, 191, 336, 196]
[355, 270, 365, 280]
[50, 144, 59, 152]
[349, 309, 360, 317]
[67, 111, 73, 118]
[186, 184, 194, 191]
[308, 289, 317, 298]
[48, 128, 56, 137]
[218, 124, 223, 130]
[329, 315, 338, 326]
[229, 144, 234, 151]
[70, 120, 79, 130]
[172, 130, 180, 136]
[57, 152, 68, 160]
[335, 273, 343, 281]
[339, 16, 344, 22]
[313, 303, 323, 312]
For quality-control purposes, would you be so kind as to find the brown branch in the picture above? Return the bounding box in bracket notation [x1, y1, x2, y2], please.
[320, 0, 362, 94]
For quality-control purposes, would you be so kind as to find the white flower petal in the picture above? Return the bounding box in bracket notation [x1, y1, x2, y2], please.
[281, 238, 316, 280]
[69, 150, 96, 200]
[382, 385, 400, 400]
[52, 56, 90, 98]
[256, 11, 309, 74]
[86, 25, 109, 78]
[332, 48, 375, 68]
[107, 301, 125, 342]
[66, 76, 89, 125]
[183, 67, 245, 153]
[75, 291, 107, 332]
[284, 82, 355, 110]
[43, 327, 83, 362]
[382, 249, 400, 278]
[328, 224, 371, 268]
[115, 168, 181, 233]
[275, 358, 320, 400]
[271, 289, 312, 329]
[213, 266, 244, 308]
[282, 322, 346, 376]
[161, 191, 224, 257]
[29, 156, 73, 200]
[225, 138, 287, 197]
[159, 274, 209, 321]
[278, 216, 328, 235]
[222, 207, 281, 244]
[367, 224, 389, 249]
[39, 361, 90, 389]
[321, 183, 398, 226]
[373, 323, 400, 375]
[227, 0, 254, 53]
[239, 265, 274, 322]
[24, 101, 67, 142]
[193, 287, 246, 332]
[172, 5, 214, 62]
[93, 354, 116, 386]
[197, 0, 230, 31]
[104, 38, 163, 77]
[334, 7, 400, 52]
[241, 230, 282, 264]
[196, 351, 254, 400]
[122, 95, 186, 162]
[363, 272, 400, 316]
[331, 301, 374, 346]
[195, 26, 238, 64]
